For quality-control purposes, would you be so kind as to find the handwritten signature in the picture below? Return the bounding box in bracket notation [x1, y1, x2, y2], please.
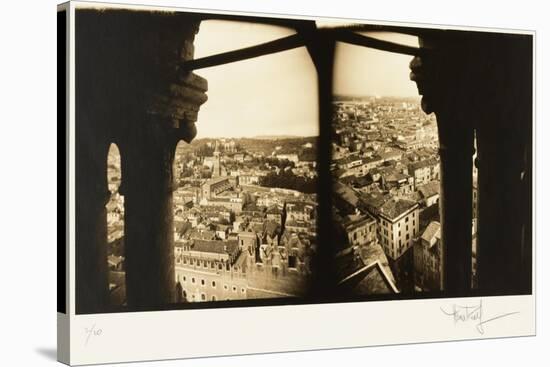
[440, 299, 518, 334]
[84, 324, 103, 346]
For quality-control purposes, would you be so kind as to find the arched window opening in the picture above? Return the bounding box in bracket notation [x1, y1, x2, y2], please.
[171, 20, 319, 303]
[332, 34, 443, 294]
[105, 143, 126, 307]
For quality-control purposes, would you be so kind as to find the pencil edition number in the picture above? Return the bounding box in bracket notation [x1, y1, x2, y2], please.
[84, 324, 102, 346]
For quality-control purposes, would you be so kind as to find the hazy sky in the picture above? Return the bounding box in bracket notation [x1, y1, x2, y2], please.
[193, 23, 419, 139]
[334, 33, 420, 97]
[194, 21, 319, 139]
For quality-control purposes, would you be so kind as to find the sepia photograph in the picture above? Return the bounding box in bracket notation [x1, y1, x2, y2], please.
[70, 3, 533, 315]
[3, 0, 548, 365]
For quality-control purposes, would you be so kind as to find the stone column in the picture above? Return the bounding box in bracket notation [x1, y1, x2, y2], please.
[474, 35, 533, 294]
[75, 9, 207, 310]
[412, 35, 476, 295]
[120, 123, 180, 308]
[75, 129, 110, 314]
[412, 33, 533, 295]
[436, 115, 474, 294]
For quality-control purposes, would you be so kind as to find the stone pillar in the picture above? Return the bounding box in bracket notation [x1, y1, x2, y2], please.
[75, 9, 207, 310]
[412, 35, 476, 295]
[473, 35, 533, 294]
[412, 33, 533, 295]
[120, 123, 180, 308]
[75, 130, 110, 314]
[118, 14, 207, 309]
[436, 116, 474, 294]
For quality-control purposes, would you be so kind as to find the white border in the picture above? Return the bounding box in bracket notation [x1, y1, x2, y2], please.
[63, 1, 536, 365]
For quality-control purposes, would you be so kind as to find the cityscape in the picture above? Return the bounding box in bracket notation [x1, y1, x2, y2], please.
[103, 94, 480, 306]
[106, 134, 319, 304]
[331, 96, 477, 296]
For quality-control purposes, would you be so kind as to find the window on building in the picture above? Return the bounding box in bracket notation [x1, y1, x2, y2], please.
[212, 281, 216, 288]
[288, 255, 297, 269]
[191, 277, 195, 283]
[201, 279, 205, 286]
[211, 295, 217, 301]
[232, 286, 237, 292]
[201, 293, 206, 301]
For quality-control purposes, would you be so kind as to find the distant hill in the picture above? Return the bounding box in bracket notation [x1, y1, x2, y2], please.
[237, 136, 317, 157]
[250, 135, 302, 140]
[333, 94, 420, 102]
[182, 136, 318, 158]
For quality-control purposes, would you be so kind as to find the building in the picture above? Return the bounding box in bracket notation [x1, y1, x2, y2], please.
[417, 181, 440, 207]
[408, 159, 440, 188]
[237, 173, 260, 186]
[203, 155, 221, 177]
[377, 198, 420, 260]
[202, 197, 244, 214]
[341, 213, 377, 248]
[285, 200, 315, 222]
[336, 242, 399, 295]
[413, 221, 443, 291]
[174, 239, 248, 302]
[200, 177, 233, 199]
[275, 153, 299, 163]
[266, 205, 283, 224]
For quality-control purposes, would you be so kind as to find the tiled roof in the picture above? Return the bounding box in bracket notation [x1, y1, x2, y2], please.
[418, 181, 440, 199]
[190, 239, 239, 255]
[408, 158, 438, 171]
[421, 221, 441, 245]
[379, 198, 417, 220]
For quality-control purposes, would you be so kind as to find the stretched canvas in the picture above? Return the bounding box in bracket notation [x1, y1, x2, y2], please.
[58, 1, 535, 365]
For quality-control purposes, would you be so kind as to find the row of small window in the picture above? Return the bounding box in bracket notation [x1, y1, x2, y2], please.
[179, 276, 246, 293]
[177, 257, 232, 271]
[182, 291, 226, 302]
[182, 288, 246, 301]
[398, 220, 415, 228]
[380, 212, 417, 229]
[382, 236, 412, 249]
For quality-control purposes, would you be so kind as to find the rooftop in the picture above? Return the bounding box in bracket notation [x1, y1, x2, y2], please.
[189, 239, 239, 256]
[421, 221, 441, 247]
[418, 181, 440, 199]
[379, 198, 418, 220]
